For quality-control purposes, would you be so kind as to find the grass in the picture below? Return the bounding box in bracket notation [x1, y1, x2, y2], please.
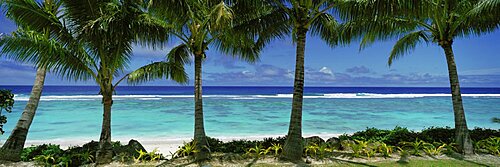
[250, 159, 489, 167]
[155, 155, 499, 167]
[369, 159, 489, 167]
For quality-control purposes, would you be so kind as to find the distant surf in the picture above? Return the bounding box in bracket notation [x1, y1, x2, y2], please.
[12, 93, 500, 101]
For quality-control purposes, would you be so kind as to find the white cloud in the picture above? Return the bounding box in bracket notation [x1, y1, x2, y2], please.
[319, 67, 333, 75]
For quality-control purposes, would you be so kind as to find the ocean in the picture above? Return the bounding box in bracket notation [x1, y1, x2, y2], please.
[1, 86, 499, 141]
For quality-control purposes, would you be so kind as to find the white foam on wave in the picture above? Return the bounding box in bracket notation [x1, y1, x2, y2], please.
[12, 93, 500, 101]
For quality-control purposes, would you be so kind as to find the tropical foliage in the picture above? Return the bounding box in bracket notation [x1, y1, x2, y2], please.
[0, 89, 14, 135]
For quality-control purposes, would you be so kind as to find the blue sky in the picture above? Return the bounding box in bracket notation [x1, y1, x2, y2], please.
[1, 14, 500, 87]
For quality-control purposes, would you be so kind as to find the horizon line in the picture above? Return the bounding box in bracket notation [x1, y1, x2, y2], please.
[1, 85, 499, 88]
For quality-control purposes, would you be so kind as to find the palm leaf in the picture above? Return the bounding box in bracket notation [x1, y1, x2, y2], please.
[388, 30, 431, 66]
[127, 61, 188, 85]
[208, 1, 233, 31]
[2, 0, 73, 43]
[0, 29, 95, 81]
[310, 12, 339, 47]
[166, 44, 192, 65]
[472, 0, 500, 14]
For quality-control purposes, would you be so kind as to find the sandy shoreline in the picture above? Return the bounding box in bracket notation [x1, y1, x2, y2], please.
[10, 134, 342, 155]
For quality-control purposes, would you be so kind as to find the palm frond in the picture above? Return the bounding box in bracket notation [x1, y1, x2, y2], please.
[61, 0, 107, 28]
[388, 30, 431, 66]
[310, 12, 339, 47]
[147, 0, 190, 23]
[212, 30, 261, 63]
[133, 13, 171, 49]
[166, 44, 192, 65]
[335, 0, 428, 21]
[453, 0, 500, 39]
[232, 6, 291, 51]
[127, 61, 188, 85]
[472, 0, 500, 14]
[208, 1, 233, 31]
[2, 0, 73, 43]
[0, 29, 95, 81]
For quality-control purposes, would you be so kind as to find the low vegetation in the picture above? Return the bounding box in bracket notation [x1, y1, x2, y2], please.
[169, 127, 500, 164]
[19, 140, 164, 166]
[16, 126, 500, 166]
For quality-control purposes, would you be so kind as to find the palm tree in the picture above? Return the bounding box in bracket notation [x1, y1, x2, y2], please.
[128, 0, 263, 161]
[0, 0, 64, 161]
[1, 0, 186, 163]
[338, 0, 500, 154]
[256, 0, 340, 161]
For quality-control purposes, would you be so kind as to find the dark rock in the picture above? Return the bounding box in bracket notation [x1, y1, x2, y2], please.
[304, 136, 325, 145]
[113, 139, 147, 157]
[326, 137, 340, 145]
[326, 137, 342, 150]
[127, 139, 146, 152]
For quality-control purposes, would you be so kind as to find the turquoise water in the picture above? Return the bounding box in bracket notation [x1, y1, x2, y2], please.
[2, 91, 499, 141]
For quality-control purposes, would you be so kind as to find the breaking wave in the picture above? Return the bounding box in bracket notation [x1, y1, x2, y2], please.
[12, 93, 500, 101]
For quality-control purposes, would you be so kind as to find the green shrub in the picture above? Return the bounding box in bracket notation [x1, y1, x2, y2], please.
[21, 144, 63, 162]
[377, 142, 394, 158]
[423, 142, 447, 156]
[207, 137, 224, 151]
[475, 137, 500, 156]
[20, 146, 38, 161]
[261, 136, 286, 148]
[134, 148, 163, 163]
[175, 141, 199, 158]
[470, 128, 500, 142]
[419, 127, 454, 144]
[349, 140, 369, 158]
[350, 127, 390, 142]
[217, 140, 258, 154]
[399, 139, 428, 156]
[268, 143, 282, 157]
[348, 126, 419, 146]
[245, 144, 269, 159]
[338, 134, 350, 141]
[385, 127, 418, 146]
[0, 89, 14, 135]
[21, 140, 155, 166]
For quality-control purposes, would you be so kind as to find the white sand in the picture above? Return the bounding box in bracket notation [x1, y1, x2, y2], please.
[17, 133, 342, 155]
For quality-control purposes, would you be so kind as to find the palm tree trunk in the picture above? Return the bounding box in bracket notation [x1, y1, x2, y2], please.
[194, 53, 209, 161]
[0, 67, 47, 161]
[281, 27, 307, 161]
[96, 83, 114, 164]
[441, 42, 473, 155]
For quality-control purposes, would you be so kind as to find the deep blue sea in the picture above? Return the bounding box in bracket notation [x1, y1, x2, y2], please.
[1, 86, 499, 141]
